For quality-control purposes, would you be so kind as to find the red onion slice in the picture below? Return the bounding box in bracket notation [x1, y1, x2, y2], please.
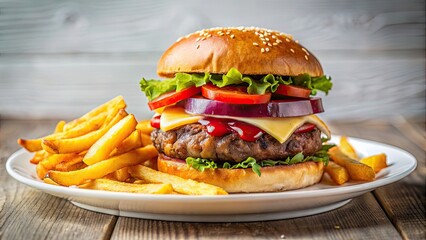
[183, 97, 324, 117]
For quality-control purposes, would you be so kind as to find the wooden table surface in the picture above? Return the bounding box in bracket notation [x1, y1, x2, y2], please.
[0, 117, 424, 240]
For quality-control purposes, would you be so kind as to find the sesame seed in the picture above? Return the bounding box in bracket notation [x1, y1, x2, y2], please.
[253, 42, 259, 46]
[201, 37, 206, 41]
[276, 39, 282, 43]
[302, 48, 310, 55]
[196, 44, 200, 49]
[290, 49, 295, 53]
[305, 55, 308, 60]
[265, 47, 270, 52]
[295, 40, 299, 43]
[196, 37, 201, 42]
[263, 41, 267, 45]
[273, 42, 278, 46]
[176, 37, 183, 42]
[285, 38, 290, 42]
[267, 43, 272, 46]
[230, 34, 235, 39]
[218, 32, 224, 36]
[265, 37, 269, 41]
[272, 35, 276, 39]
[261, 48, 265, 53]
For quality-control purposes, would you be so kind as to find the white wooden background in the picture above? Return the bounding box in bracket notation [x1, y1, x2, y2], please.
[0, 0, 424, 121]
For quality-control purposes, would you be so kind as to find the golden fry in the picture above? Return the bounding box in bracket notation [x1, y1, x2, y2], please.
[40, 153, 82, 170]
[112, 130, 142, 156]
[17, 138, 43, 152]
[54, 121, 66, 133]
[113, 167, 130, 182]
[36, 163, 48, 179]
[63, 95, 125, 131]
[18, 114, 105, 153]
[48, 145, 158, 186]
[325, 161, 350, 185]
[140, 133, 152, 146]
[339, 136, 358, 160]
[83, 114, 137, 165]
[30, 150, 50, 164]
[128, 165, 228, 195]
[360, 153, 388, 173]
[42, 109, 127, 154]
[328, 147, 375, 181]
[136, 119, 154, 135]
[79, 179, 173, 194]
[43, 178, 59, 186]
[55, 156, 85, 171]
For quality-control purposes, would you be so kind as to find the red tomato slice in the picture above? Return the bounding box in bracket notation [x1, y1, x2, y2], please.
[150, 115, 161, 128]
[148, 86, 201, 110]
[275, 85, 311, 98]
[201, 83, 271, 104]
[294, 123, 316, 134]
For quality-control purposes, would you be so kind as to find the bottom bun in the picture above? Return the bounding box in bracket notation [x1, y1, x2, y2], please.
[157, 154, 325, 193]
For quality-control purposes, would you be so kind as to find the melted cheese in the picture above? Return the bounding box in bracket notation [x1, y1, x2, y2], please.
[160, 106, 331, 143]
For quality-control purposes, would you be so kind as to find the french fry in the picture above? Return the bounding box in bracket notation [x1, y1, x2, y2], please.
[18, 115, 105, 153]
[48, 145, 158, 186]
[328, 147, 375, 181]
[40, 153, 82, 170]
[43, 178, 59, 186]
[325, 161, 350, 185]
[63, 95, 125, 131]
[113, 167, 130, 182]
[111, 130, 142, 156]
[17, 138, 43, 152]
[36, 163, 48, 179]
[360, 153, 387, 173]
[128, 165, 228, 195]
[55, 156, 85, 171]
[42, 109, 127, 154]
[83, 114, 137, 165]
[101, 98, 127, 128]
[136, 119, 154, 135]
[141, 133, 152, 146]
[339, 136, 358, 160]
[79, 179, 173, 194]
[30, 150, 50, 164]
[54, 120, 66, 133]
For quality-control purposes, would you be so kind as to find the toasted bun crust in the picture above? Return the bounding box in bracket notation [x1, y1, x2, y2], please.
[157, 27, 323, 78]
[157, 154, 325, 193]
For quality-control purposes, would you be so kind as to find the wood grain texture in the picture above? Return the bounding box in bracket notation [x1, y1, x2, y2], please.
[330, 117, 426, 240]
[0, 0, 424, 53]
[109, 194, 401, 240]
[0, 119, 117, 240]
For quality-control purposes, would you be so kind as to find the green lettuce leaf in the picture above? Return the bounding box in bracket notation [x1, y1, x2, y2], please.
[140, 68, 332, 101]
[185, 144, 334, 177]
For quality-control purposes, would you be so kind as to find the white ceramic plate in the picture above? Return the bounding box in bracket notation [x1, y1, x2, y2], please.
[6, 136, 417, 222]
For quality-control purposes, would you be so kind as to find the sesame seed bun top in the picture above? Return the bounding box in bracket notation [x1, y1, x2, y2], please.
[157, 27, 324, 78]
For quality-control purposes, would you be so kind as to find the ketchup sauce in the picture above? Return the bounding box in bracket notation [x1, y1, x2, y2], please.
[199, 117, 264, 141]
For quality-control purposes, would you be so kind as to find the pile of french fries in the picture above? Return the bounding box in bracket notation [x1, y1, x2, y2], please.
[325, 136, 388, 185]
[18, 96, 227, 195]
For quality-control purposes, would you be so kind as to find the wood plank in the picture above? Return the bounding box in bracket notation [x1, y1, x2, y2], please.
[0, 0, 424, 53]
[0, 119, 117, 240]
[330, 119, 426, 240]
[110, 193, 400, 240]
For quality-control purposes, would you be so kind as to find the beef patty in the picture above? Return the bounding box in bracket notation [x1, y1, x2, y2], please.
[151, 123, 322, 163]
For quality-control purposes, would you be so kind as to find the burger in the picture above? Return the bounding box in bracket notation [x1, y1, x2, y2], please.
[140, 27, 333, 193]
